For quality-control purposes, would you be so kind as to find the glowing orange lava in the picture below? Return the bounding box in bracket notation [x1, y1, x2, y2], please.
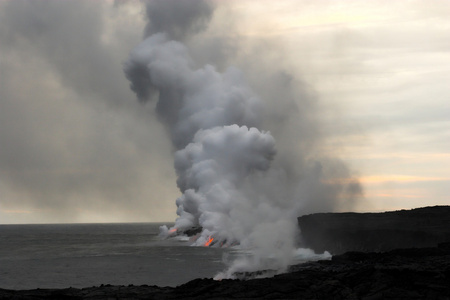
[204, 236, 214, 247]
[169, 228, 177, 235]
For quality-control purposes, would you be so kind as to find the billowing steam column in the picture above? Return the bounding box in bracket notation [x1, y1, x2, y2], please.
[174, 125, 276, 245]
[124, 0, 334, 277]
[124, 31, 281, 243]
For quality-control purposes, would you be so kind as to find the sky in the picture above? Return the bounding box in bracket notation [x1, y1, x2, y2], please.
[0, 0, 449, 224]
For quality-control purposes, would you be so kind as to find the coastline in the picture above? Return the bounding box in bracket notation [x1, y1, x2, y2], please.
[1, 243, 449, 299]
[2, 206, 450, 299]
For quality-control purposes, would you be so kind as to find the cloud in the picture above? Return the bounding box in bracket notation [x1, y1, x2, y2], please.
[328, 175, 450, 185]
[0, 0, 177, 223]
[8, 0, 448, 223]
[144, 0, 215, 41]
[123, 0, 364, 274]
[0, 0, 367, 224]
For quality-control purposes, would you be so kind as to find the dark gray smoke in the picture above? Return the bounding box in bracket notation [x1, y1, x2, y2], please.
[125, 0, 362, 277]
[144, 0, 214, 41]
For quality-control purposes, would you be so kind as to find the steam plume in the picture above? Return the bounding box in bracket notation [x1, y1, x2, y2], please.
[143, 0, 214, 41]
[125, 0, 361, 276]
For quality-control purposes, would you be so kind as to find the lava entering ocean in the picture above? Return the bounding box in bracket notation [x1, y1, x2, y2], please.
[125, 0, 360, 279]
[204, 236, 214, 247]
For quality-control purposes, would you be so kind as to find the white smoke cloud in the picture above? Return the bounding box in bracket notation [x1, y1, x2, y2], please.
[174, 125, 276, 236]
[125, 30, 301, 273]
[125, 33, 261, 148]
[125, 0, 361, 277]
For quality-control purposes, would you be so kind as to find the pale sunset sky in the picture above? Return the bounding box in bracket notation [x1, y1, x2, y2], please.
[0, 0, 449, 223]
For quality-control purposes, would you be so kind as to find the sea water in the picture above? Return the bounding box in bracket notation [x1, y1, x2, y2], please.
[0, 223, 230, 289]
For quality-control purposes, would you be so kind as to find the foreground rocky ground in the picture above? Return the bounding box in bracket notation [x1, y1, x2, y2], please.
[1, 242, 449, 299]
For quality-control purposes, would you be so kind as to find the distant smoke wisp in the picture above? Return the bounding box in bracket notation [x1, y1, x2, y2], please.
[125, 0, 357, 277]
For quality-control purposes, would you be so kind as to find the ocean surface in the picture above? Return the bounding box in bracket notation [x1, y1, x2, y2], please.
[0, 223, 232, 290]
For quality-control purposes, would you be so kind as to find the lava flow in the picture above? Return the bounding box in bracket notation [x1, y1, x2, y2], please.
[167, 228, 177, 237]
[204, 236, 214, 247]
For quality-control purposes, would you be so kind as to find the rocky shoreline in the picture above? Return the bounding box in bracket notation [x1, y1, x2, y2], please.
[2, 206, 450, 299]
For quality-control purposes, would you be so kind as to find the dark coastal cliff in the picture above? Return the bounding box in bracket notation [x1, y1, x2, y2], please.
[298, 205, 450, 254]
